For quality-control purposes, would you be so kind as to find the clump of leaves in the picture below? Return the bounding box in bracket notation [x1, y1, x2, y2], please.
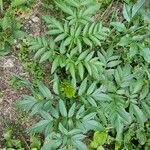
[60, 80, 76, 98]
[9, 75, 24, 89]
[17, 0, 150, 149]
[30, 134, 42, 150]
[90, 131, 107, 150]
[3, 128, 23, 149]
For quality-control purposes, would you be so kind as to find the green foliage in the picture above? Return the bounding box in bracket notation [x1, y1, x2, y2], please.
[18, 42, 48, 82]
[123, 122, 150, 149]
[90, 131, 107, 149]
[3, 128, 24, 149]
[16, 0, 150, 149]
[30, 134, 42, 150]
[28, 0, 109, 86]
[3, 128, 42, 150]
[60, 80, 76, 98]
[9, 75, 24, 89]
[0, 0, 27, 56]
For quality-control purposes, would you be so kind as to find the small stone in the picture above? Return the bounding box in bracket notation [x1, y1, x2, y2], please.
[28, 20, 32, 24]
[0, 98, 3, 104]
[3, 59, 14, 68]
[31, 16, 40, 23]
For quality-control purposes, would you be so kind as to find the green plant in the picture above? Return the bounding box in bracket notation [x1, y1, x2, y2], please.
[17, 0, 150, 149]
[9, 75, 24, 89]
[0, 0, 32, 55]
[90, 131, 107, 150]
[3, 128, 24, 149]
[18, 41, 48, 82]
[3, 128, 42, 150]
[122, 122, 150, 150]
[30, 134, 42, 150]
[16, 81, 104, 149]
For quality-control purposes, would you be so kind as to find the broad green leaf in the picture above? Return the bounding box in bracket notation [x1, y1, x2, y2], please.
[2, 16, 10, 29]
[55, 1, 74, 16]
[34, 48, 45, 59]
[59, 123, 68, 135]
[131, 104, 147, 126]
[83, 4, 100, 16]
[55, 33, 66, 42]
[68, 103, 76, 117]
[85, 120, 104, 131]
[28, 120, 50, 133]
[87, 82, 97, 95]
[38, 82, 52, 99]
[141, 47, 150, 63]
[78, 50, 89, 60]
[136, 128, 147, 145]
[50, 106, 59, 119]
[92, 93, 112, 102]
[141, 102, 150, 118]
[47, 29, 63, 35]
[90, 35, 101, 46]
[118, 107, 132, 124]
[78, 62, 84, 80]
[77, 38, 82, 53]
[16, 96, 37, 112]
[83, 23, 89, 36]
[132, 80, 143, 94]
[78, 77, 88, 96]
[69, 129, 82, 136]
[107, 60, 121, 68]
[89, 23, 96, 34]
[132, 0, 147, 17]
[85, 51, 94, 62]
[122, 4, 131, 22]
[42, 15, 63, 30]
[140, 84, 149, 100]
[129, 43, 138, 57]
[69, 63, 76, 79]
[39, 51, 51, 63]
[51, 56, 59, 73]
[83, 37, 93, 47]
[40, 111, 53, 120]
[76, 105, 85, 119]
[118, 35, 132, 46]
[84, 62, 92, 75]
[83, 112, 96, 121]
[87, 96, 97, 107]
[63, 37, 72, 46]
[72, 134, 86, 141]
[75, 26, 82, 37]
[59, 100, 67, 117]
[42, 139, 61, 150]
[111, 22, 126, 32]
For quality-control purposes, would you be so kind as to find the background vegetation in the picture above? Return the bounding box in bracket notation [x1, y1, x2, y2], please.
[0, 0, 150, 149]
